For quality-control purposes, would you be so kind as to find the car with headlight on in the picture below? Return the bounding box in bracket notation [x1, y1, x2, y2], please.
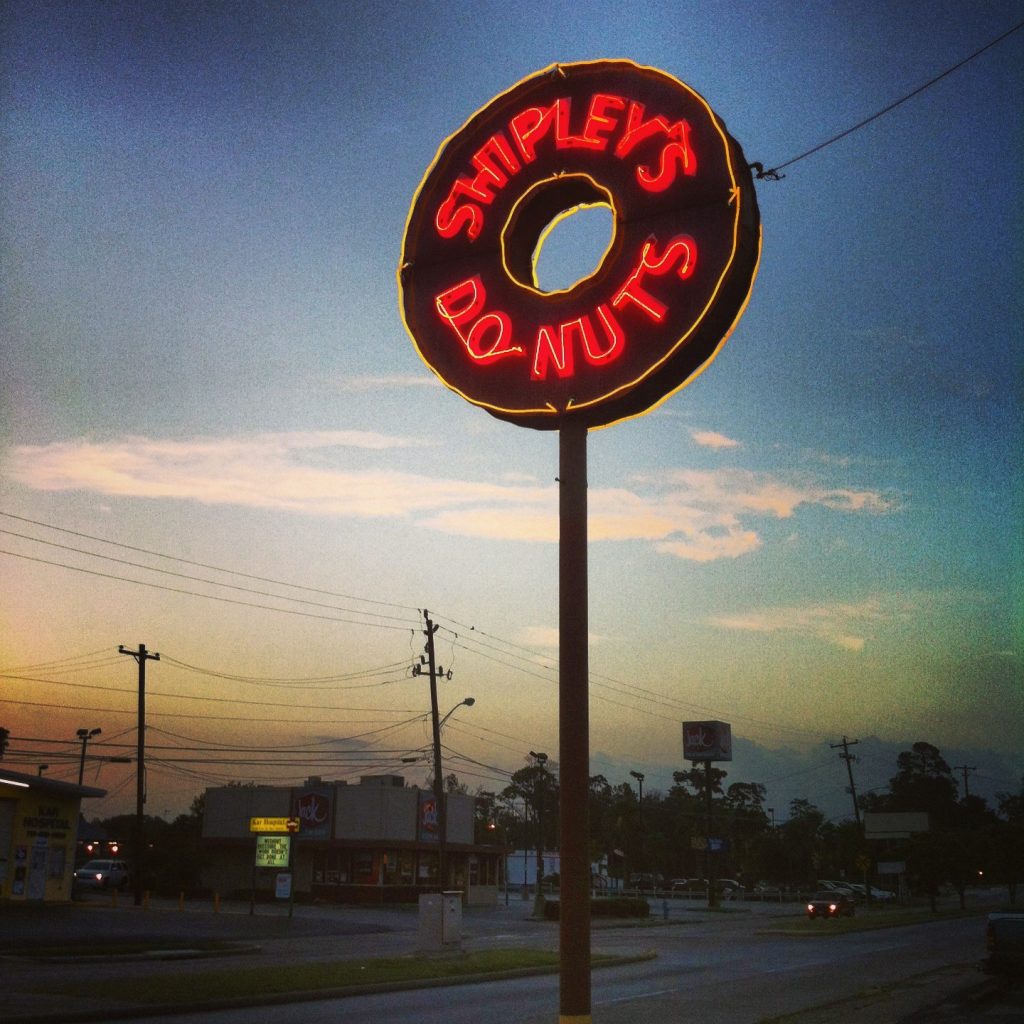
[806, 890, 855, 919]
[73, 858, 129, 891]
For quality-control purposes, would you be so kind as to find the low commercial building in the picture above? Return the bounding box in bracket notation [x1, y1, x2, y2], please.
[0, 768, 106, 902]
[201, 775, 502, 905]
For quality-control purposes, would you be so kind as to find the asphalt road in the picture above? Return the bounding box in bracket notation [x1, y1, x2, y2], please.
[59, 900, 993, 1024]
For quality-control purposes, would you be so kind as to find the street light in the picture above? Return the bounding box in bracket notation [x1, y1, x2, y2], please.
[76, 727, 101, 785]
[431, 697, 475, 891]
[439, 697, 475, 730]
[528, 751, 548, 907]
[630, 770, 645, 879]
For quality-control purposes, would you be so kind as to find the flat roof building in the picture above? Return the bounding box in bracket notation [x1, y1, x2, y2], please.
[201, 775, 503, 905]
[1, 769, 106, 902]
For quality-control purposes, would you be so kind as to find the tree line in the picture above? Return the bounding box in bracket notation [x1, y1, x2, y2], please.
[475, 742, 1023, 903]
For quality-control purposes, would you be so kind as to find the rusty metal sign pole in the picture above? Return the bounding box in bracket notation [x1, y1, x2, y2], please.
[558, 418, 591, 1024]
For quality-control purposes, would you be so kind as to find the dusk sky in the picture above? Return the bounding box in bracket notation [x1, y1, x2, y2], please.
[2, 1, 1021, 823]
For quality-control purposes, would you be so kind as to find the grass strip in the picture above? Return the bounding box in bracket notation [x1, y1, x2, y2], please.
[42, 949, 582, 1004]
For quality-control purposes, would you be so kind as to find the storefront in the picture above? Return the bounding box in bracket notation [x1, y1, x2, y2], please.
[201, 775, 502, 905]
[0, 769, 106, 902]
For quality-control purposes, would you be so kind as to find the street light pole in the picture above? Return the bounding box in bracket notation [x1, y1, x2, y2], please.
[529, 750, 548, 911]
[630, 770, 645, 879]
[705, 760, 719, 909]
[76, 728, 101, 786]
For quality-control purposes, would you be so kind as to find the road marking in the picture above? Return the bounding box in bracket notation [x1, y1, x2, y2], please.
[595, 988, 677, 1006]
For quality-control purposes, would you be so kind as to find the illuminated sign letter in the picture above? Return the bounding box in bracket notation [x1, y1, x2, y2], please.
[400, 60, 761, 430]
[532, 323, 575, 380]
[435, 277, 520, 363]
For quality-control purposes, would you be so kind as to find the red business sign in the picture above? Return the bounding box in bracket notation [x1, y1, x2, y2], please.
[399, 60, 761, 430]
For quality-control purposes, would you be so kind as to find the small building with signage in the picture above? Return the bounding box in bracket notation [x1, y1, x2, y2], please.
[0, 768, 106, 902]
[200, 775, 503, 905]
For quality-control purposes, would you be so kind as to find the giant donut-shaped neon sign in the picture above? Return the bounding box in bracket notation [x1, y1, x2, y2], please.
[399, 60, 761, 430]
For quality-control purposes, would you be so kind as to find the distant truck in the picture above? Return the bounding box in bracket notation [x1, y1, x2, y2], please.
[984, 912, 1024, 975]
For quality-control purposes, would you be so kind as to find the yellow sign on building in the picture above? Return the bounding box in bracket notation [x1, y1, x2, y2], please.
[249, 817, 298, 833]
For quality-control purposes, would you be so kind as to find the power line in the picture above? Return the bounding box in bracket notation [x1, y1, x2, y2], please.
[0, 694, 429, 728]
[0, 527, 418, 627]
[759, 19, 1024, 177]
[0, 649, 123, 674]
[1, 673, 423, 714]
[0, 548, 417, 632]
[441, 615, 829, 739]
[161, 654, 414, 689]
[0, 510, 418, 613]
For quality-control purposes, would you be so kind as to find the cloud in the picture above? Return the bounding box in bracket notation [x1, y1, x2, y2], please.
[691, 429, 741, 450]
[6, 433, 897, 563]
[650, 468, 897, 518]
[704, 594, 947, 650]
[516, 626, 607, 653]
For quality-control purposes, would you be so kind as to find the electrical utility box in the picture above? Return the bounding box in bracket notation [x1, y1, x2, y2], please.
[418, 891, 462, 951]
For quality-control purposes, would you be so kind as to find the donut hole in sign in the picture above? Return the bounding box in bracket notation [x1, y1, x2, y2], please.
[501, 174, 619, 295]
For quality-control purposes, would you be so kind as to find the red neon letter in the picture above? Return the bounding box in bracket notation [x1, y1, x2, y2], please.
[643, 234, 698, 281]
[531, 323, 575, 379]
[637, 121, 697, 192]
[578, 93, 627, 151]
[561, 308, 626, 368]
[436, 185, 484, 240]
[615, 102, 677, 158]
[585, 304, 625, 365]
[509, 103, 558, 163]
[555, 95, 624, 151]
[612, 236, 699, 322]
[435, 277, 520, 363]
[435, 133, 522, 240]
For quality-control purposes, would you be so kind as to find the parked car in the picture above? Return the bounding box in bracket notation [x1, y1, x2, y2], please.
[806, 890, 856, 919]
[866, 885, 896, 902]
[984, 912, 1024, 975]
[845, 882, 896, 903]
[628, 873, 663, 891]
[670, 878, 706, 895]
[73, 858, 129, 891]
[817, 879, 857, 895]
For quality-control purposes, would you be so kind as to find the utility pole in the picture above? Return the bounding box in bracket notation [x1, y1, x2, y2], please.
[954, 765, 976, 800]
[832, 735, 868, 905]
[422, 611, 446, 891]
[76, 727, 102, 785]
[119, 643, 159, 907]
[831, 736, 861, 824]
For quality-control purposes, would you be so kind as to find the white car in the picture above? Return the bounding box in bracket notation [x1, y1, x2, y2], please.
[73, 858, 129, 891]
